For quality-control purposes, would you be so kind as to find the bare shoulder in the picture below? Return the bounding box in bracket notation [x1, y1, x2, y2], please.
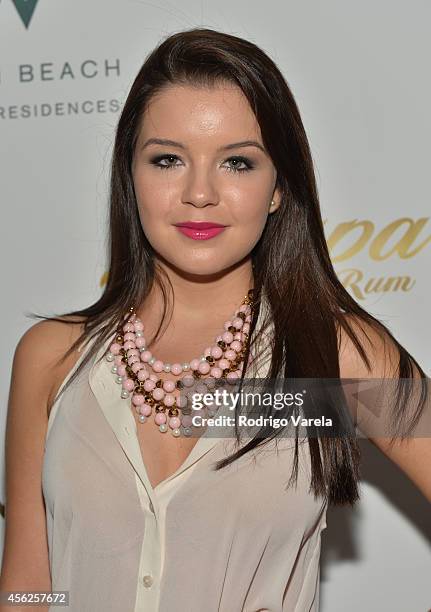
[13, 315, 87, 418]
[336, 312, 400, 379]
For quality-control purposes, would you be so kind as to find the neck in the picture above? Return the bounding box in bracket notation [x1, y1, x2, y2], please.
[140, 257, 254, 324]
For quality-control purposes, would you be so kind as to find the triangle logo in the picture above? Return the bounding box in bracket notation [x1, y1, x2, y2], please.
[11, 0, 39, 29]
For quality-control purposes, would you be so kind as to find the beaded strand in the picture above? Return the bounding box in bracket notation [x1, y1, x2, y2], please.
[105, 290, 255, 437]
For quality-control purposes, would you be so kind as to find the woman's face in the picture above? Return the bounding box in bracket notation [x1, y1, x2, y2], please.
[132, 82, 281, 277]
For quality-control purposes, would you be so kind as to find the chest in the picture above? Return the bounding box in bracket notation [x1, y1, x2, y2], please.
[132, 409, 202, 489]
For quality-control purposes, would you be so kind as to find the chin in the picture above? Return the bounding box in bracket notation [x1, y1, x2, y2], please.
[162, 253, 234, 277]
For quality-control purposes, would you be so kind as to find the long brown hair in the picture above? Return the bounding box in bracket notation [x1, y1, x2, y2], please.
[29, 27, 428, 505]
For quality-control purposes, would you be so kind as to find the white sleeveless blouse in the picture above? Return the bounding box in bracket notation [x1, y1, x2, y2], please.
[42, 299, 328, 611]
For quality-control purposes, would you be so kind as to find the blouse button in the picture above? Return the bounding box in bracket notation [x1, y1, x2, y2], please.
[142, 574, 153, 588]
[149, 500, 154, 513]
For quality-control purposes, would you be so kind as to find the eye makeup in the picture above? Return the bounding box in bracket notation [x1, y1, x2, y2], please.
[149, 153, 255, 173]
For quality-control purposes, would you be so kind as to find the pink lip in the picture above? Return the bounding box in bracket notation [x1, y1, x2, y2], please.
[175, 226, 227, 240]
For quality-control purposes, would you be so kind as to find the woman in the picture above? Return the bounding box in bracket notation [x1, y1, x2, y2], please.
[1, 28, 429, 612]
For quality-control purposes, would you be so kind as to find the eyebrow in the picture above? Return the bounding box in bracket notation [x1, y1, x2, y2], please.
[141, 137, 266, 154]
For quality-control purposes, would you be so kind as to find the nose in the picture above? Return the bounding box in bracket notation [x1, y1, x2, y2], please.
[181, 165, 219, 208]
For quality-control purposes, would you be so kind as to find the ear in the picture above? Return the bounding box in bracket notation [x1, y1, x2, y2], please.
[268, 183, 282, 213]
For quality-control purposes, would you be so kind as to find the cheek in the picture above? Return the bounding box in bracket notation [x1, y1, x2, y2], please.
[227, 174, 272, 214]
[135, 203, 170, 257]
[136, 204, 171, 249]
[229, 191, 271, 254]
[133, 173, 173, 231]
[232, 189, 270, 235]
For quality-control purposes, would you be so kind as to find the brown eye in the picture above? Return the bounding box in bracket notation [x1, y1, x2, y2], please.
[224, 156, 253, 173]
[150, 154, 181, 169]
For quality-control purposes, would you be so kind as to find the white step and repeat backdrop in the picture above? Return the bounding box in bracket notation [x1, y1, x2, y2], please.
[1, 1, 430, 610]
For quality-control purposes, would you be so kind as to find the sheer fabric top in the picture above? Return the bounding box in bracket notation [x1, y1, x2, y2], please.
[42, 295, 328, 611]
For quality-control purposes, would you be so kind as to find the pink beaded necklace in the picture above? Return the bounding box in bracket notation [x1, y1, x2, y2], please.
[105, 289, 255, 437]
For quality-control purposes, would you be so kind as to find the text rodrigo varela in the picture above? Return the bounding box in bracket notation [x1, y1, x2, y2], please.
[189, 389, 333, 428]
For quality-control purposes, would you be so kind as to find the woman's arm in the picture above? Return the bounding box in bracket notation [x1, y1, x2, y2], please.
[338, 315, 431, 503]
[0, 319, 81, 610]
